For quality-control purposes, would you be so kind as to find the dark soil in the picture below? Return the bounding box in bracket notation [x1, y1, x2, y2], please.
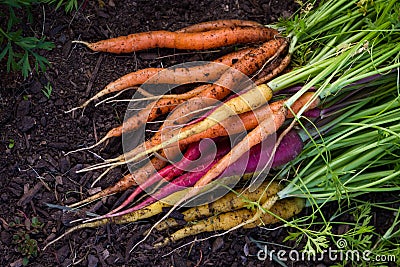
[1, 1, 397, 267]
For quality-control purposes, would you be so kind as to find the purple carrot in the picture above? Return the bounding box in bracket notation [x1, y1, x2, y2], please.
[106, 140, 232, 218]
[125, 159, 219, 213]
[107, 141, 203, 215]
[270, 130, 304, 168]
[219, 129, 304, 179]
[108, 130, 303, 217]
[108, 137, 227, 215]
[303, 108, 321, 118]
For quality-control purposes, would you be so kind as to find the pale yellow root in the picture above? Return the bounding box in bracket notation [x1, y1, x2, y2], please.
[154, 197, 305, 247]
[44, 196, 172, 250]
[155, 180, 283, 231]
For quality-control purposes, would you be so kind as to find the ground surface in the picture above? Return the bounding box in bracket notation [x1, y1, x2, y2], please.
[0, 1, 397, 267]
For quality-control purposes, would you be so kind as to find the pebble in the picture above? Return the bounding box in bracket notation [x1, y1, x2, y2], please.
[29, 80, 42, 94]
[62, 41, 72, 57]
[16, 100, 30, 117]
[212, 237, 224, 252]
[17, 116, 36, 132]
[59, 157, 70, 173]
[57, 244, 70, 262]
[40, 116, 47, 127]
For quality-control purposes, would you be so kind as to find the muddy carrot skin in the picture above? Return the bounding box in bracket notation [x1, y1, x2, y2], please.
[176, 19, 264, 33]
[80, 48, 253, 108]
[154, 197, 305, 247]
[82, 27, 279, 54]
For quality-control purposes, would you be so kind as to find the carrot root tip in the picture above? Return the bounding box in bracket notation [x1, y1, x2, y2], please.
[72, 40, 91, 46]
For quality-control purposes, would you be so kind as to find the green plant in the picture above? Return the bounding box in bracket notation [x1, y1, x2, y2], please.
[0, 0, 55, 78]
[8, 138, 15, 149]
[42, 81, 52, 98]
[10, 215, 44, 265]
[42, 0, 78, 13]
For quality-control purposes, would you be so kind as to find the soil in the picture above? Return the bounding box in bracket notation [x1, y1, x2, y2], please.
[0, 1, 398, 267]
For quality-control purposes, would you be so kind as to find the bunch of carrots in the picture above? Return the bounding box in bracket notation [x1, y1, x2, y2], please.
[45, 0, 400, 256]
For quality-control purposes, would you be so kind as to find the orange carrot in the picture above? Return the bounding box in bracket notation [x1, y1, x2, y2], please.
[255, 54, 291, 85]
[80, 38, 287, 152]
[74, 48, 253, 110]
[118, 92, 318, 165]
[176, 19, 264, 33]
[76, 27, 279, 54]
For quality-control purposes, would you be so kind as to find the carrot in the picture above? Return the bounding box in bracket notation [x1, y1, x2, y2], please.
[67, 157, 167, 208]
[44, 181, 211, 250]
[43, 194, 173, 250]
[106, 140, 206, 215]
[255, 54, 291, 85]
[68, 98, 220, 207]
[155, 180, 283, 231]
[137, 103, 287, 240]
[79, 83, 274, 176]
[69, 47, 253, 111]
[72, 92, 318, 208]
[104, 139, 232, 220]
[75, 27, 279, 54]
[192, 106, 287, 188]
[176, 20, 265, 33]
[120, 38, 286, 136]
[187, 91, 320, 189]
[71, 38, 286, 155]
[143, 91, 319, 241]
[110, 123, 308, 220]
[153, 197, 305, 247]
[151, 92, 318, 151]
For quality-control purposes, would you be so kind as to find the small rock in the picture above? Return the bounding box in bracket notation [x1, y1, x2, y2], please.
[17, 116, 35, 132]
[29, 81, 42, 94]
[55, 176, 63, 186]
[10, 259, 23, 267]
[40, 116, 47, 127]
[88, 254, 99, 267]
[108, 0, 115, 7]
[212, 237, 224, 252]
[57, 245, 70, 262]
[62, 41, 72, 58]
[58, 33, 67, 44]
[101, 249, 110, 259]
[59, 157, 70, 173]
[16, 100, 30, 117]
